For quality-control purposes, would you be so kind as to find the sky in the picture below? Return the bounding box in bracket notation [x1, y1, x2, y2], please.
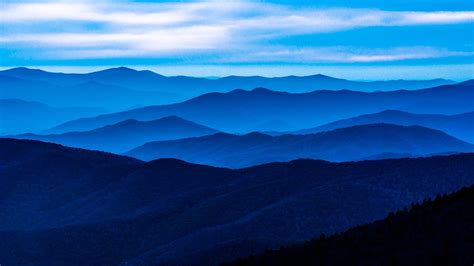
[1, 0, 473, 80]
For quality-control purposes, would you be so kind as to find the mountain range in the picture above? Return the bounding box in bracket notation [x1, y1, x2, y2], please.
[1, 66, 473, 265]
[11, 116, 219, 153]
[44, 80, 474, 134]
[1, 138, 474, 265]
[279, 110, 474, 144]
[125, 124, 474, 167]
[0, 67, 457, 122]
[0, 99, 104, 135]
[0, 66, 454, 95]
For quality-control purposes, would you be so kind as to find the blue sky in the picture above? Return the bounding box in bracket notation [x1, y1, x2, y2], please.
[1, 0, 473, 80]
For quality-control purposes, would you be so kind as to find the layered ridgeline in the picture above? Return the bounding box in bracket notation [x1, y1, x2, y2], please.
[125, 124, 474, 168]
[11, 116, 219, 153]
[278, 110, 474, 144]
[1, 138, 474, 265]
[0, 99, 104, 135]
[226, 185, 474, 266]
[0, 66, 453, 96]
[0, 73, 181, 112]
[46, 80, 474, 134]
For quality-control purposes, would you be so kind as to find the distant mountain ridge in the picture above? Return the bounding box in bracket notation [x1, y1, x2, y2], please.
[1, 138, 474, 265]
[0, 67, 463, 133]
[45, 80, 474, 134]
[0, 73, 182, 111]
[11, 116, 218, 153]
[125, 124, 474, 168]
[0, 67, 455, 95]
[282, 110, 474, 143]
[0, 98, 104, 135]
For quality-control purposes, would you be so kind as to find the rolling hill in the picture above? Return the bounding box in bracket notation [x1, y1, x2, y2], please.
[11, 116, 218, 153]
[0, 98, 104, 135]
[125, 124, 474, 167]
[0, 138, 474, 265]
[46, 80, 474, 134]
[287, 110, 474, 143]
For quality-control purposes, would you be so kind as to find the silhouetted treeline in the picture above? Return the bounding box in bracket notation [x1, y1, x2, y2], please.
[225, 184, 474, 266]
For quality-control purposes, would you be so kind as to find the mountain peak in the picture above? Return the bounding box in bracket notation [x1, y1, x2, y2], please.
[312, 73, 330, 78]
[87, 67, 144, 77]
[251, 87, 273, 93]
[83, 67, 166, 79]
[228, 88, 247, 94]
[106, 116, 194, 128]
[3, 67, 48, 75]
[242, 131, 272, 139]
[111, 66, 137, 72]
[376, 109, 411, 115]
[94, 67, 137, 74]
[158, 115, 187, 122]
[227, 87, 276, 94]
[307, 73, 339, 80]
[6, 67, 30, 71]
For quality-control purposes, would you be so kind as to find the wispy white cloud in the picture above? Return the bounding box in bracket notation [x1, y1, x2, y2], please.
[0, 26, 230, 52]
[0, 1, 255, 26]
[2, 1, 474, 27]
[227, 47, 474, 63]
[234, 9, 474, 37]
[1, 1, 473, 63]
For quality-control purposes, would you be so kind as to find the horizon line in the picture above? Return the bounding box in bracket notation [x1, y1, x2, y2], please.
[1, 65, 471, 82]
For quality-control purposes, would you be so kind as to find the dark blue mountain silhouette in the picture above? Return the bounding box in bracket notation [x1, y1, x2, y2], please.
[0, 98, 104, 135]
[282, 110, 474, 143]
[225, 184, 474, 266]
[0, 138, 473, 265]
[45, 80, 474, 134]
[11, 116, 218, 153]
[125, 124, 474, 168]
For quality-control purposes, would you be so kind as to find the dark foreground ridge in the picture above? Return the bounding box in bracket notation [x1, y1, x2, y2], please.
[1, 138, 474, 265]
[225, 184, 474, 266]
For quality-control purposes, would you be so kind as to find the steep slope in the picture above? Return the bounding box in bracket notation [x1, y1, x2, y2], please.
[47, 80, 474, 134]
[12, 116, 219, 153]
[0, 139, 473, 265]
[0, 98, 104, 135]
[125, 124, 474, 168]
[226, 184, 474, 266]
[290, 110, 474, 143]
